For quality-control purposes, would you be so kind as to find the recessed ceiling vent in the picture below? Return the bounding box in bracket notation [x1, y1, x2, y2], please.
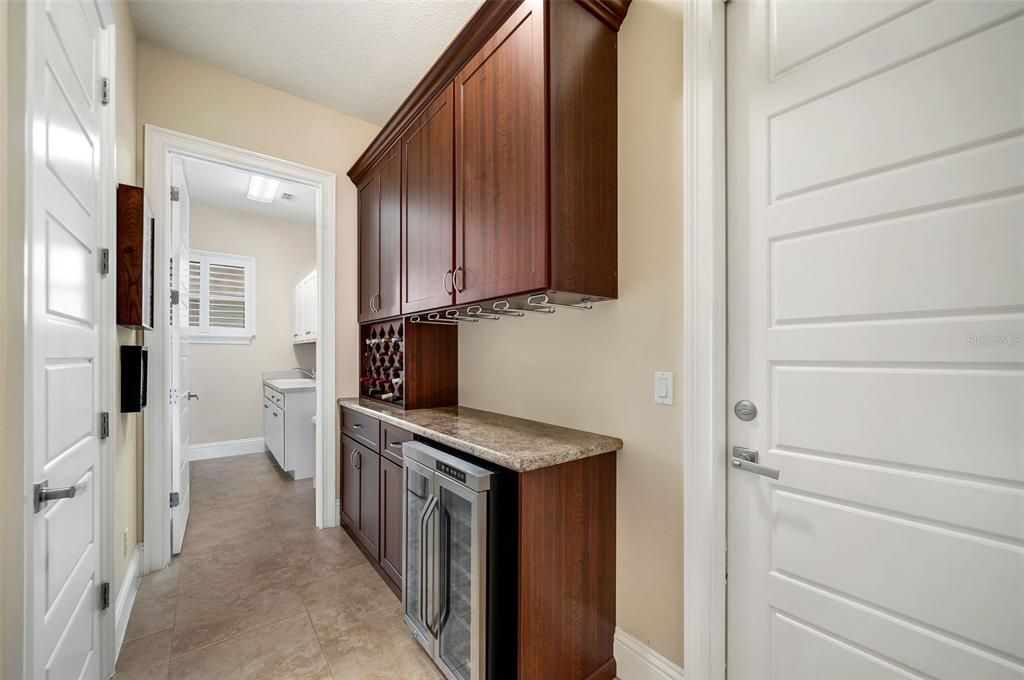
[280, 192, 296, 201]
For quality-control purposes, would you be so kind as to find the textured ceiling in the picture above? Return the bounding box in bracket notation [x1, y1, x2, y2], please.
[129, 0, 484, 124]
[181, 156, 317, 223]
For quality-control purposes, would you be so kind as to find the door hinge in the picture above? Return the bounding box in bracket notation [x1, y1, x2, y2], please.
[170, 186, 180, 202]
[99, 248, 110, 276]
[100, 582, 110, 610]
[99, 412, 110, 440]
[170, 289, 180, 306]
[100, 77, 110, 106]
[170, 491, 180, 508]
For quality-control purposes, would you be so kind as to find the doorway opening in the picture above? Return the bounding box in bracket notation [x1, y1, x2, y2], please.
[143, 126, 338, 575]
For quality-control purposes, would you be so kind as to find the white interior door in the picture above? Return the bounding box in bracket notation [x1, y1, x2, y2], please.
[27, 0, 108, 677]
[726, 2, 1024, 678]
[170, 159, 192, 554]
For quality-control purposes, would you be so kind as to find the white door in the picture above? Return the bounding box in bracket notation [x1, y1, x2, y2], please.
[726, 2, 1024, 678]
[27, 0, 109, 677]
[170, 159, 193, 554]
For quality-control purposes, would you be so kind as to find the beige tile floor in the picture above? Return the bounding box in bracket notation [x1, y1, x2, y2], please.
[116, 452, 443, 680]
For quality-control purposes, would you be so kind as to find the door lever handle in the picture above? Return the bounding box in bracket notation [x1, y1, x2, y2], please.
[731, 447, 780, 480]
[34, 481, 78, 513]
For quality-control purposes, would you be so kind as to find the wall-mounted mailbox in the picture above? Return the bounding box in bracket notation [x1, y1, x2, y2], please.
[120, 345, 149, 413]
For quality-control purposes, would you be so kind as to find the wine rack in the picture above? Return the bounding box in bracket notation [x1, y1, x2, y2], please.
[360, 320, 405, 406]
[359, 317, 458, 410]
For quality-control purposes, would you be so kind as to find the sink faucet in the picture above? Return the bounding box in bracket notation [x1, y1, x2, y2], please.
[292, 367, 315, 380]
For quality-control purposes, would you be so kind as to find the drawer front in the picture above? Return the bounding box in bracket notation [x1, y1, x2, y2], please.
[341, 407, 379, 451]
[264, 385, 284, 408]
[381, 422, 414, 465]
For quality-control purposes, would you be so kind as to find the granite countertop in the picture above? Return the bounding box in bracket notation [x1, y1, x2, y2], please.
[338, 398, 622, 472]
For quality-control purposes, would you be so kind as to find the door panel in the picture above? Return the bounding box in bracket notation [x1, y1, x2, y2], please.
[403, 83, 455, 314]
[340, 436, 360, 528]
[404, 460, 436, 648]
[437, 483, 483, 680]
[30, 0, 105, 677]
[357, 449, 381, 560]
[455, 0, 547, 304]
[171, 160, 192, 554]
[726, 2, 1024, 679]
[378, 144, 402, 318]
[358, 173, 381, 323]
[380, 455, 404, 586]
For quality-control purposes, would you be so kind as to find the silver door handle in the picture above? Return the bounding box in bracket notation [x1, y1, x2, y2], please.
[731, 447, 780, 480]
[186, 392, 199, 400]
[733, 448, 778, 481]
[34, 481, 77, 513]
[442, 269, 453, 295]
[453, 266, 465, 293]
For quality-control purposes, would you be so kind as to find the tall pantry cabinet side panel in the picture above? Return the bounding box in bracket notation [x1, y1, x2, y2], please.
[547, 0, 619, 300]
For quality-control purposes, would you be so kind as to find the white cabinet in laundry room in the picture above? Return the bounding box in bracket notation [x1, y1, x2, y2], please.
[292, 270, 317, 343]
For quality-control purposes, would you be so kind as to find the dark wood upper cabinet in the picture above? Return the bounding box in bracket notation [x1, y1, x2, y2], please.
[357, 173, 380, 323]
[358, 143, 402, 322]
[455, 0, 547, 305]
[402, 84, 455, 315]
[350, 0, 629, 316]
[378, 145, 402, 319]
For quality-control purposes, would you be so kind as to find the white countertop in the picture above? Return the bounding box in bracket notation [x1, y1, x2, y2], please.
[265, 377, 316, 392]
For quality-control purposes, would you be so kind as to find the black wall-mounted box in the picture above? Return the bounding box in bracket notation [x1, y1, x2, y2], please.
[120, 345, 148, 412]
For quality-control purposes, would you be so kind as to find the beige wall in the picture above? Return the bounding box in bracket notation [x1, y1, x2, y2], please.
[188, 202, 316, 444]
[457, 0, 685, 665]
[135, 41, 381, 409]
[112, 0, 142, 599]
[1, 4, 11, 675]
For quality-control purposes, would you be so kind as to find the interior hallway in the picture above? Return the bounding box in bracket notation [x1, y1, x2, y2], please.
[115, 453, 442, 679]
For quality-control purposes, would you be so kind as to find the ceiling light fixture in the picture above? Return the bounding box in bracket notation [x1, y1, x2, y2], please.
[247, 175, 280, 203]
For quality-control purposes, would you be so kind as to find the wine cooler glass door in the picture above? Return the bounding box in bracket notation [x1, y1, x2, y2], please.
[437, 479, 487, 680]
[404, 458, 438, 652]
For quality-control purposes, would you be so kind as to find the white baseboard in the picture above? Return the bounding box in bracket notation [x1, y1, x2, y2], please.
[615, 628, 684, 680]
[188, 437, 266, 461]
[114, 543, 143, 660]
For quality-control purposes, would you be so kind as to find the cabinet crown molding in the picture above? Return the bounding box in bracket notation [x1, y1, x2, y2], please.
[346, 0, 631, 185]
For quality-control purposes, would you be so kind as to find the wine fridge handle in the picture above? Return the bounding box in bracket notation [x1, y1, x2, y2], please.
[437, 506, 450, 632]
[419, 495, 438, 635]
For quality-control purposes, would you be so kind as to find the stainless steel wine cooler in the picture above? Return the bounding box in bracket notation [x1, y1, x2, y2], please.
[403, 441, 516, 680]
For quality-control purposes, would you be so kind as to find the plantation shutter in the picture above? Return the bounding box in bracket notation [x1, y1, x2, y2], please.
[187, 250, 255, 341]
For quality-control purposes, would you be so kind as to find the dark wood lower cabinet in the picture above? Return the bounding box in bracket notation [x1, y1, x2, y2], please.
[340, 411, 412, 593]
[339, 406, 618, 679]
[340, 433, 380, 561]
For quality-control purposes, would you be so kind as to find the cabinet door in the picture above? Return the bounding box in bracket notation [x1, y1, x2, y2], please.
[305, 272, 318, 340]
[378, 144, 402, 318]
[380, 455, 404, 587]
[292, 282, 299, 341]
[358, 172, 381, 323]
[340, 436, 361, 528]
[455, 0, 547, 304]
[357, 448, 381, 560]
[403, 83, 455, 314]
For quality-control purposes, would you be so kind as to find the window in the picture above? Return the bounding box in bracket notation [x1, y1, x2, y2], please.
[187, 249, 255, 343]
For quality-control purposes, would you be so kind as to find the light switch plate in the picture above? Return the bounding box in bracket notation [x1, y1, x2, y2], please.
[654, 371, 673, 405]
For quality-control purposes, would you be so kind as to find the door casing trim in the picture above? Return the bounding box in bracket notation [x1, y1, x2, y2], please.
[143, 125, 338, 574]
[681, 0, 728, 678]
